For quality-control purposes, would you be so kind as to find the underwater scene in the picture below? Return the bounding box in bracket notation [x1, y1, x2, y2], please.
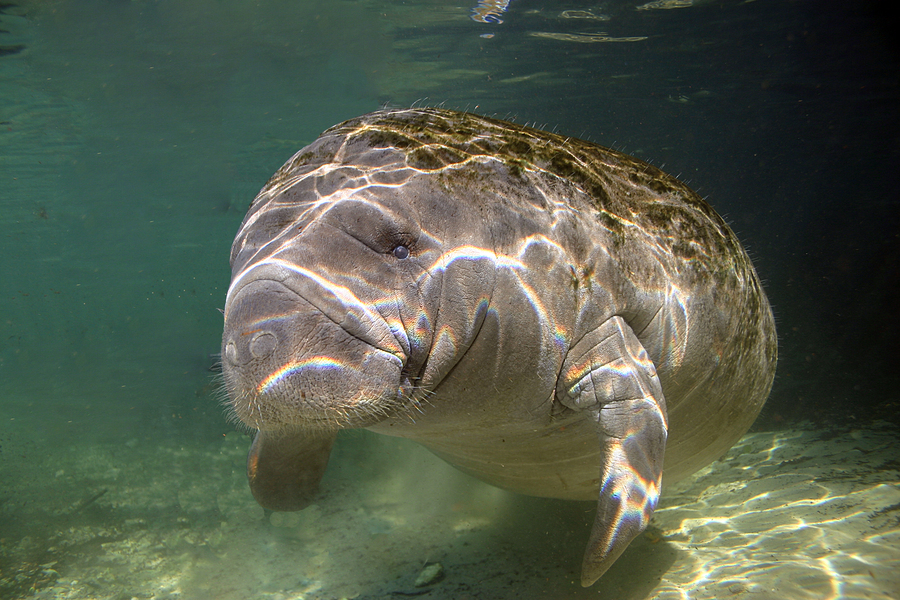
[1, 1, 898, 599]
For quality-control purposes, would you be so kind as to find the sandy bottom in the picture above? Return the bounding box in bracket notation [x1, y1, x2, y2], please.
[1, 419, 898, 600]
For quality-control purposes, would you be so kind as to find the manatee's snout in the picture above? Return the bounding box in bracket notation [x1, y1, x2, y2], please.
[222, 278, 406, 430]
[222, 280, 308, 425]
[222, 310, 280, 368]
[222, 280, 300, 371]
[226, 326, 277, 363]
[222, 282, 291, 369]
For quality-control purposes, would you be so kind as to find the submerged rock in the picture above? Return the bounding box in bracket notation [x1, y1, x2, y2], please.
[414, 562, 444, 587]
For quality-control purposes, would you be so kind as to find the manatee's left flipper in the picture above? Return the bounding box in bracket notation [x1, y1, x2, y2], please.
[556, 316, 667, 587]
[247, 428, 337, 511]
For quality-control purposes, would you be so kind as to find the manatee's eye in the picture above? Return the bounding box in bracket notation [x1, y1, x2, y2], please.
[392, 245, 410, 260]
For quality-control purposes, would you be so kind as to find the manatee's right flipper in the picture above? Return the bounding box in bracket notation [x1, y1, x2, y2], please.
[557, 316, 668, 586]
[247, 428, 337, 511]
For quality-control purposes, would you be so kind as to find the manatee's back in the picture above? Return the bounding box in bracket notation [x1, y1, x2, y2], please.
[445, 111, 777, 484]
[323, 108, 777, 486]
[536, 134, 777, 484]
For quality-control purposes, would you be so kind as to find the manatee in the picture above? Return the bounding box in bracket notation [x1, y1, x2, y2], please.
[221, 108, 777, 586]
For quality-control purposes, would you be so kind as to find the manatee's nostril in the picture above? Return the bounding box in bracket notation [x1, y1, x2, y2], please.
[250, 331, 277, 359]
[225, 341, 238, 365]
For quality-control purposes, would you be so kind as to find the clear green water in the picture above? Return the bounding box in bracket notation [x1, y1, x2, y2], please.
[1, 1, 898, 599]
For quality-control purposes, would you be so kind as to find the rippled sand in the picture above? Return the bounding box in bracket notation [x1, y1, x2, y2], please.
[2, 418, 897, 600]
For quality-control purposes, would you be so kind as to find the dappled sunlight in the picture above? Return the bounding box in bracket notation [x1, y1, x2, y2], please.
[648, 422, 900, 600]
[2, 421, 896, 599]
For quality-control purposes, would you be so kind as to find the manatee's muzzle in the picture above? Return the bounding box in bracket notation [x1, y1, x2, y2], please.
[222, 279, 406, 430]
[224, 259, 409, 358]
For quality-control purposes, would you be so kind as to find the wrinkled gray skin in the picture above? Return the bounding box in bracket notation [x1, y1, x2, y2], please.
[222, 108, 777, 586]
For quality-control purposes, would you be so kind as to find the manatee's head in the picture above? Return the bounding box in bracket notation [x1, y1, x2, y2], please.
[221, 190, 432, 431]
[221, 110, 515, 433]
[221, 107, 589, 433]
